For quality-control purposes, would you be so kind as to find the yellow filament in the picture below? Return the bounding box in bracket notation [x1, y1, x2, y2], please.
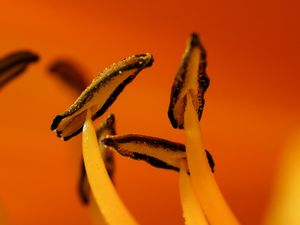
[82, 109, 139, 225]
[184, 93, 240, 225]
[179, 160, 209, 225]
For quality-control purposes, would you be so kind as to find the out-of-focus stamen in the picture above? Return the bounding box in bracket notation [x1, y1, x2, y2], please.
[0, 51, 39, 88]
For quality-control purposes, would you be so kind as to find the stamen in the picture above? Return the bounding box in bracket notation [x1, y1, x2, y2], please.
[51, 53, 153, 141]
[48, 60, 88, 92]
[48, 60, 116, 206]
[168, 33, 209, 129]
[0, 51, 39, 88]
[102, 134, 214, 172]
[168, 33, 239, 224]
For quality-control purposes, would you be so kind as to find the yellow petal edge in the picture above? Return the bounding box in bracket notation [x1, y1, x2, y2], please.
[263, 130, 300, 225]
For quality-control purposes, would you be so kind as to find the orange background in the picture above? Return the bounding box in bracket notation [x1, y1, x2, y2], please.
[0, 0, 299, 225]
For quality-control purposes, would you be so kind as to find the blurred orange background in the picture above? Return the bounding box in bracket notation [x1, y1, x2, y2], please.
[0, 0, 299, 225]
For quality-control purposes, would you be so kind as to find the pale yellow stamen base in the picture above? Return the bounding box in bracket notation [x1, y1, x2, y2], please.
[184, 93, 240, 225]
[263, 131, 300, 225]
[82, 109, 138, 225]
[179, 160, 209, 225]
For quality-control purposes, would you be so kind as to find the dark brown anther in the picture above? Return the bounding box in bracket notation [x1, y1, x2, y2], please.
[95, 114, 116, 180]
[168, 33, 210, 129]
[79, 114, 116, 204]
[78, 161, 89, 204]
[48, 60, 88, 93]
[102, 134, 215, 173]
[51, 53, 153, 141]
[0, 51, 39, 88]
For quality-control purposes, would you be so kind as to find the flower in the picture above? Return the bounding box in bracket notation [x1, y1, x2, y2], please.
[0, 1, 299, 224]
[48, 33, 237, 225]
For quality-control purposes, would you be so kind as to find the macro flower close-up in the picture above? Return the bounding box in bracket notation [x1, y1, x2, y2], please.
[0, 0, 299, 225]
